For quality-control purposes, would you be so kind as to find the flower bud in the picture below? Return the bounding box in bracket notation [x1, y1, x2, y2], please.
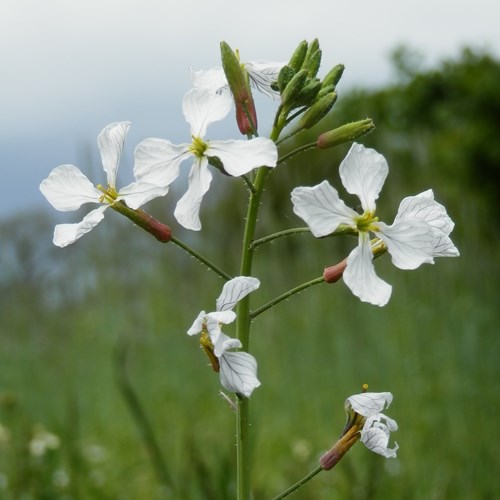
[220, 41, 249, 103]
[316, 119, 375, 149]
[274, 64, 295, 93]
[322, 64, 345, 89]
[302, 38, 320, 70]
[306, 48, 322, 78]
[295, 78, 322, 107]
[288, 40, 308, 72]
[297, 91, 337, 130]
[281, 69, 308, 110]
[323, 258, 347, 283]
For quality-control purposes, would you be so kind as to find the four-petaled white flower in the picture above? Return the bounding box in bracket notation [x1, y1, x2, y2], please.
[188, 276, 261, 398]
[192, 59, 285, 99]
[291, 142, 458, 306]
[346, 392, 399, 458]
[134, 89, 278, 231]
[39, 122, 168, 247]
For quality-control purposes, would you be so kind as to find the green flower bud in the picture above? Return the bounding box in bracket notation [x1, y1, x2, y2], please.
[322, 64, 345, 89]
[306, 48, 322, 78]
[220, 41, 249, 103]
[274, 65, 296, 93]
[288, 40, 308, 72]
[295, 78, 322, 107]
[302, 38, 320, 70]
[316, 83, 335, 100]
[281, 69, 308, 110]
[297, 92, 337, 130]
[316, 119, 375, 149]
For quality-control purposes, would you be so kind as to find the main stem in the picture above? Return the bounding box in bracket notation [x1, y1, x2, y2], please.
[235, 165, 270, 500]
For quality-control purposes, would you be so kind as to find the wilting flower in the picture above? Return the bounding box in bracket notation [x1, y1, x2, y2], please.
[40, 122, 168, 247]
[188, 276, 261, 397]
[134, 89, 278, 230]
[291, 143, 458, 306]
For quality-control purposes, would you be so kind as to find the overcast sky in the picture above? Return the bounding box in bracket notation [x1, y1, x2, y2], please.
[1, 0, 499, 217]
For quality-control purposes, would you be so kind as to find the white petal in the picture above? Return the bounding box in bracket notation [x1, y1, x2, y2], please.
[361, 414, 399, 458]
[187, 310, 207, 336]
[291, 181, 357, 237]
[376, 220, 435, 270]
[216, 276, 261, 311]
[339, 143, 388, 212]
[134, 138, 190, 188]
[183, 88, 232, 138]
[343, 234, 392, 306]
[53, 206, 107, 247]
[174, 159, 212, 231]
[244, 60, 286, 99]
[205, 311, 237, 344]
[191, 67, 228, 94]
[213, 331, 241, 357]
[207, 137, 278, 176]
[97, 121, 130, 187]
[346, 392, 393, 417]
[118, 181, 169, 210]
[219, 351, 261, 398]
[40, 165, 102, 211]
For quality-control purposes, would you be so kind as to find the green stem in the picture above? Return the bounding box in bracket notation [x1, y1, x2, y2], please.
[272, 465, 323, 500]
[277, 141, 317, 165]
[241, 174, 257, 194]
[250, 276, 324, 319]
[170, 236, 232, 281]
[251, 227, 311, 248]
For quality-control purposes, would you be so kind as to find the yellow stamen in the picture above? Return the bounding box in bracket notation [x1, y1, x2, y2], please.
[189, 136, 208, 158]
[96, 184, 118, 204]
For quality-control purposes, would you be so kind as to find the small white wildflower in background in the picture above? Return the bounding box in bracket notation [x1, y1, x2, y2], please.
[29, 424, 61, 457]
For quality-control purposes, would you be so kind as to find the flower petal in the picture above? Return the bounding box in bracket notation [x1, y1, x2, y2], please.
[360, 414, 399, 458]
[219, 351, 261, 398]
[207, 137, 278, 176]
[213, 331, 241, 357]
[291, 181, 357, 237]
[118, 181, 169, 210]
[183, 88, 232, 138]
[339, 143, 388, 212]
[191, 67, 228, 94]
[343, 233, 392, 306]
[40, 165, 102, 211]
[187, 310, 207, 336]
[174, 158, 213, 231]
[216, 276, 261, 311]
[97, 121, 130, 187]
[53, 206, 107, 247]
[134, 138, 190, 188]
[346, 392, 393, 417]
[375, 219, 435, 270]
[244, 60, 286, 99]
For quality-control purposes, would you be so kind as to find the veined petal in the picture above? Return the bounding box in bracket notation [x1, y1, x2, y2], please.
[97, 121, 130, 187]
[174, 158, 213, 231]
[213, 331, 241, 357]
[187, 310, 207, 336]
[183, 88, 232, 138]
[118, 181, 169, 210]
[339, 143, 388, 212]
[344, 233, 392, 306]
[134, 138, 190, 188]
[376, 220, 435, 270]
[216, 276, 260, 311]
[53, 206, 107, 247]
[291, 181, 357, 237]
[40, 165, 102, 211]
[346, 392, 393, 417]
[191, 67, 228, 94]
[207, 137, 278, 176]
[360, 414, 399, 458]
[244, 60, 286, 99]
[219, 351, 261, 398]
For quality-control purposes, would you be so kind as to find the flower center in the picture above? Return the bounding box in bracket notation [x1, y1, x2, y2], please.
[96, 184, 118, 204]
[189, 136, 208, 158]
[354, 211, 379, 233]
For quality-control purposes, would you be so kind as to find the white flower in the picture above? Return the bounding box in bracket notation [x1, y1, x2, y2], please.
[188, 276, 261, 397]
[40, 122, 168, 247]
[134, 89, 278, 231]
[346, 392, 399, 458]
[291, 143, 447, 306]
[192, 59, 285, 99]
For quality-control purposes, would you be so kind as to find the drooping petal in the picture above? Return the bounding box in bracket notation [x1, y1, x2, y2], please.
[343, 233, 392, 306]
[53, 206, 108, 247]
[187, 310, 207, 336]
[360, 413, 399, 458]
[40, 165, 102, 212]
[339, 143, 388, 212]
[291, 181, 357, 237]
[191, 67, 228, 94]
[174, 158, 213, 231]
[118, 181, 169, 210]
[134, 138, 190, 188]
[207, 137, 278, 177]
[346, 392, 393, 417]
[375, 219, 435, 270]
[219, 351, 261, 398]
[213, 331, 241, 358]
[244, 60, 286, 99]
[216, 276, 260, 311]
[97, 121, 131, 187]
[183, 88, 232, 138]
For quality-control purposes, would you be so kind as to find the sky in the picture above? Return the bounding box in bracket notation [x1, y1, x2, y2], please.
[1, 0, 499, 217]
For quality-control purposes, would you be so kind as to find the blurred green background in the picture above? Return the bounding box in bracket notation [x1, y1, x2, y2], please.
[0, 47, 499, 499]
